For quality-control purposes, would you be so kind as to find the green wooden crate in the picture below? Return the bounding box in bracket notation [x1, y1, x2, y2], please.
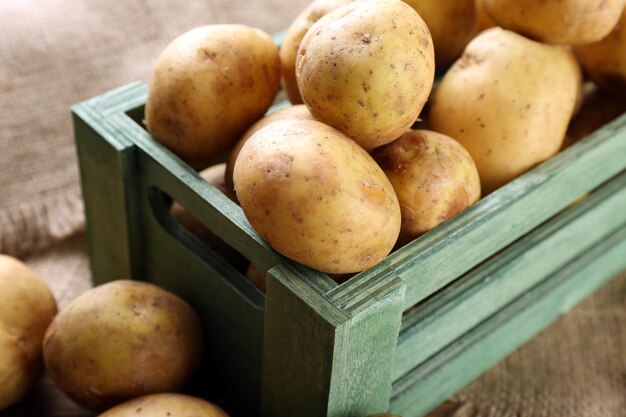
[72, 81, 626, 417]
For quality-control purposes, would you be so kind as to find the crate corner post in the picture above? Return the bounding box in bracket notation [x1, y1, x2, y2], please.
[261, 265, 406, 417]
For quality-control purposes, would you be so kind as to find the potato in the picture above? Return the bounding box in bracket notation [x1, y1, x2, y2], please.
[145, 24, 281, 166]
[482, 0, 626, 45]
[170, 163, 247, 272]
[296, 0, 435, 149]
[245, 263, 266, 293]
[574, 9, 626, 97]
[429, 28, 581, 194]
[280, 0, 355, 104]
[233, 119, 401, 274]
[0, 255, 57, 410]
[224, 104, 314, 200]
[372, 130, 481, 243]
[404, 0, 478, 69]
[43, 280, 203, 410]
[98, 393, 229, 417]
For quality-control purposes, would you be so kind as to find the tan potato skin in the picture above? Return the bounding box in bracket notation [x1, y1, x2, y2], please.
[280, 0, 356, 104]
[404, 0, 478, 69]
[296, 0, 435, 149]
[224, 105, 314, 200]
[233, 119, 401, 274]
[145, 24, 281, 166]
[97, 393, 230, 417]
[43, 280, 203, 410]
[429, 28, 581, 194]
[574, 9, 626, 98]
[372, 130, 481, 243]
[482, 0, 626, 45]
[0, 255, 57, 410]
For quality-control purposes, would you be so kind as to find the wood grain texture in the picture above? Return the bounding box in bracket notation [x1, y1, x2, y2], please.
[393, 170, 626, 379]
[390, 226, 626, 417]
[261, 264, 405, 417]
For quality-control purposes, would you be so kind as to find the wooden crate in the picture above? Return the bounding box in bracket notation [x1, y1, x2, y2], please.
[73, 81, 626, 417]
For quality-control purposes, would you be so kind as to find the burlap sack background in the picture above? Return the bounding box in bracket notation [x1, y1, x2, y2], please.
[0, 1, 624, 416]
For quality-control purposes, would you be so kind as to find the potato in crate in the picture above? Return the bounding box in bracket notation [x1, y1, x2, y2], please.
[73, 0, 626, 416]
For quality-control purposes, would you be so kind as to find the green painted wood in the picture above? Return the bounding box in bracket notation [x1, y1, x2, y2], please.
[392, 169, 626, 379]
[385, 113, 626, 309]
[389, 226, 626, 417]
[72, 104, 142, 285]
[261, 264, 405, 417]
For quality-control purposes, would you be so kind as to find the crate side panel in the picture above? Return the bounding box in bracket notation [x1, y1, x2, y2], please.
[393, 170, 626, 379]
[389, 227, 626, 417]
[73, 109, 140, 284]
[389, 115, 626, 309]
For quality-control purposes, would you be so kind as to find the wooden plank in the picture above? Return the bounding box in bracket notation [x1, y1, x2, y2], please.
[383, 113, 626, 309]
[389, 225, 626, 417]
[392, 169, 626, 379]
[72, 105, 142, 285]
[261, 264, 405, 417]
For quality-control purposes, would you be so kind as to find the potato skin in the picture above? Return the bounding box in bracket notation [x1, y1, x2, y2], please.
[574, 9, 626, 98]
[0, 255, 57, 410]
[43, 280, 203, 410]
[296, 0, 435, 149]
[224, 105, 314, 200]
[233, 119, 401, 274]
[404, 0, 478, 69]
[145, 24, 281, 166]
[372, 130, 481, 242]
[280, 0, 355, 104]
[97, 393, 229, 417]
[429, 28, 581, 194]
[482, 0, 626, 45]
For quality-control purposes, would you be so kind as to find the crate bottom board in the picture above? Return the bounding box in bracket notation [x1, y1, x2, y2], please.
[390, 224, 626, 417]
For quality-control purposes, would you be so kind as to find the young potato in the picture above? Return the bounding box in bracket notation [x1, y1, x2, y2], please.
[296, 0, 435, 149]
[279, 0, 356, 104]
[404, 0, 478, 69]
[98, 393, 229, 417]
[0, 255, 57, 410]
[224, 105, 314, 200]
[145, 24, 281, 166]
[233, 119, 401, 274]
[482, 0, 626, 45]
[429, 28, 581, 194]
[43, 280, 203, 410]
[574, 9, 626, 98]
[372, 130, 481, 244]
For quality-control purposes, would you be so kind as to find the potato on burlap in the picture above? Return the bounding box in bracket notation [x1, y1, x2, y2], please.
[0, 255, 57, 411]
[97, 393, 229, 417]
[43, 280, 203, 410]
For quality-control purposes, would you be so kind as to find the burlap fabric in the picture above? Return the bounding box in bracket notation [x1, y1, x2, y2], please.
[1, 1, 624, 416]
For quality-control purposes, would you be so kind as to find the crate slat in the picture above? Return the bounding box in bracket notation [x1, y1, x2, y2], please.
[392, 169, 626, 380]
[389, 225, 626, 417]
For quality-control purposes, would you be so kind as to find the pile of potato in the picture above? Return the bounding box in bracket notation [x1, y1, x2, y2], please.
[148, 0, 626, 280]
[0, 254, 223, 416]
